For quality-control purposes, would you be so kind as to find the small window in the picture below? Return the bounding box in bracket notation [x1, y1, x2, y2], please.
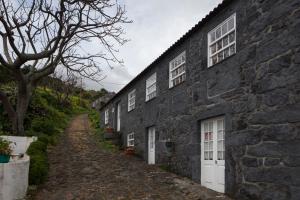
[208, 13, 236, 67]
[146, 73, 157, 101]
[104, 109, 109, 125]
[169, 51, 186, 88]
[204, 121, 214, 160]
[128, 89, 136, 112]
[127, 133, 134, 147]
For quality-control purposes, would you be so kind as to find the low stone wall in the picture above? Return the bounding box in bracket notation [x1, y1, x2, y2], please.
[0, 136, 36, 200]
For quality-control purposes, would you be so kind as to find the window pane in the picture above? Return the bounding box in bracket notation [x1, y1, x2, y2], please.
[217, 40, 222, 51]
[211, 44, 217, 54]
[223, 35, 229, 47]
[205, 152, 208, 160]
[222, 23, 228, 35]
[210, 31, 216, 43]
[209, 151, 213, 160]
[229, 44, 236, 55]
[212, 55, 218, 65]
[216, 27, 221, 39]
[204, 142, 209, 151]
[218, 52, 224, 62]
[228, 17, 234, 31]
[229, 32, 235, 43]
[224, 48, 230, 58]
[209, 141, 213, 150]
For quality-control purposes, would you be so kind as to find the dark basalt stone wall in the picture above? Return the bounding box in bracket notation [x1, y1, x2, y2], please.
[100, 0, 300, 199]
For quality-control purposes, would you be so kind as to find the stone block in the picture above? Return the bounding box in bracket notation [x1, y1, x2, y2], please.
[261, 124, 297, 142]
[228, 129, 262, 147]
[249, 105, 300, 124]
[236, 183, 261, 200]
[245, 167, 300, 185]
[283, 156, 300, 167]
[268, 52, 292, 73]
[265, 158, 281, 166]
[260, 183, 291, 200]
[248, 141, 300, 157]
[242, 157, 258, 167]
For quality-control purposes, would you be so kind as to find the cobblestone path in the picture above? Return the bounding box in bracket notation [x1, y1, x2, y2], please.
[33, 114, 231, 200]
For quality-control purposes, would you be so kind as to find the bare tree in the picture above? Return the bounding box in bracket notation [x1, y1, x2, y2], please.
[0, 0, 130, 135]
[49, 71, 79, 106]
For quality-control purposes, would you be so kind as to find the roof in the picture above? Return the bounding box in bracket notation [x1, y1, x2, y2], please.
[101, 0, 234, 109]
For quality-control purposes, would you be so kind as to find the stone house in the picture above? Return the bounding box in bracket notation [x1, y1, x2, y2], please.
[99, 0, 300, 199]
[91, 92, 115, 110]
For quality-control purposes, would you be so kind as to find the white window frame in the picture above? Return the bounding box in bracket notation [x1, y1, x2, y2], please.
[104, 109, 109, 125]
[127, 132, 134, 147]
[128, 89, 136, 112]
[208, 13, 236, 67]
[169, 51, 186, 88]
[146, 73, 157, 101]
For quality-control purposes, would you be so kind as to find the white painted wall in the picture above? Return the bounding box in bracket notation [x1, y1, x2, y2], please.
[0, 136, 37, 200]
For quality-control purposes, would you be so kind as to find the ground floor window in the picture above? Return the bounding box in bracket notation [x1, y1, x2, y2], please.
[127, 133, 134, 147]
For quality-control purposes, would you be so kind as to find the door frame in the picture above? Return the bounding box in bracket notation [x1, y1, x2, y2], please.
[116, 102, 121, 132]
[147, 126, 156, 165]
[200, 116, 225, 193]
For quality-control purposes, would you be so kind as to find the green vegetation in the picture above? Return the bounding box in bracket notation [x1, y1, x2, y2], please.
[88, 110, 118, 152]
[0, 83, 90, 185]
[23, 87, 89, 185]
[0, 73, 108, 186]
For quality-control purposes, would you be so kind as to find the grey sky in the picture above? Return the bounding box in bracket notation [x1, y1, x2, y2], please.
[85, 0, 223, 92]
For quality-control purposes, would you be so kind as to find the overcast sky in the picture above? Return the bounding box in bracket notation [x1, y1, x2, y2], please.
[85, 0, 223, 92]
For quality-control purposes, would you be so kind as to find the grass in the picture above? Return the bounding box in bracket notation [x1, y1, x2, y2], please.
[88, 110, 118, 153]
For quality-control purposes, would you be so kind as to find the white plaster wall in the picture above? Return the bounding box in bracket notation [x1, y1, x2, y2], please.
[0, 136, 36, 200]
[0, 156, 30, 200]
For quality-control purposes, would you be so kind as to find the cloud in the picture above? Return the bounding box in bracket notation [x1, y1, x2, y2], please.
[85, 0, 223, 92]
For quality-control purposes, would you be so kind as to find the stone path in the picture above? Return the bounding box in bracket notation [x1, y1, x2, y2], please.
[32, 114, 231, 200]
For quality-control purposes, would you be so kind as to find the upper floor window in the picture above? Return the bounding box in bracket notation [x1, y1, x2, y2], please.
[104, 109, 109, 124]
[169, 51, 186, 88]
[127, 132, 135, 147]
[208, 13, 236, 67]
[146, 73, 157, 101]
[128, 89, 136, 112]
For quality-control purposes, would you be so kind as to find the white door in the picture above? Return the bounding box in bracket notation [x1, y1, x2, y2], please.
[201, 117, 225, 193]
[117, 103, 121, 132]
[148, 127, 155, 164]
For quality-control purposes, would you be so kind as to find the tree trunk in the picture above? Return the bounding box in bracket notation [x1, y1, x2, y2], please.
[14, 82, 33, 136]
[0, 91, 17, 133]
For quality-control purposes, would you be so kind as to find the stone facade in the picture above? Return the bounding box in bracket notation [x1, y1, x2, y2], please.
[100, 0, 300, 199]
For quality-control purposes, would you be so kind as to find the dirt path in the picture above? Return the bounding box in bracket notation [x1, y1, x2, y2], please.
[33, 114, 230, 200]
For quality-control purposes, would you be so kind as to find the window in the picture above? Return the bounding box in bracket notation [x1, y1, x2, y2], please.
[217, 119, 225, 160]
[204, 121, 214, 160]
[127, 133, 134, 147]
[104, 109, 109, 125]
[169, 51, 186, 88]
[128, 89, 136, 112]
[208, 13, 236, 67]
[146, 73, 157, 101]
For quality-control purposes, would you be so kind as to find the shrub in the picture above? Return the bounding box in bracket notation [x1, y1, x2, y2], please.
[27, 141, 47, 155]
[38, 135, 50, 146]
[27, 140, 49, 185]
[31, 119, 56, 136]
[28, 153, 48, 185]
